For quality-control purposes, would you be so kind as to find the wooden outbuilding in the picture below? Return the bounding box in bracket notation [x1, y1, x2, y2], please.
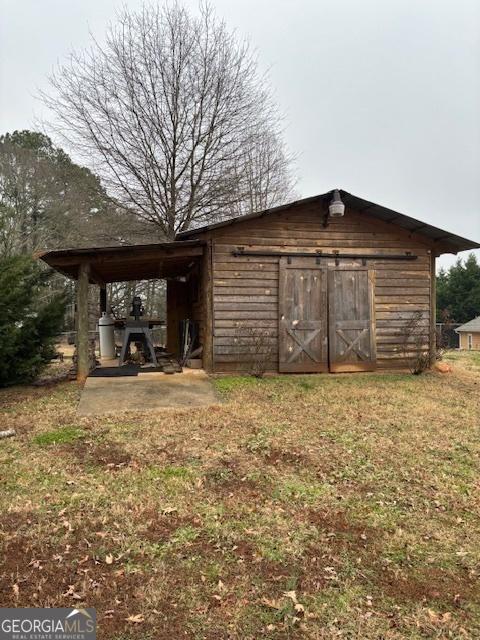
[456, 317, 480, 350]
[40, 189, 479, 380]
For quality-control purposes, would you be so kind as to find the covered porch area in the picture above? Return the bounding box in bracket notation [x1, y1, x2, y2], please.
[40, 240, 212, 383]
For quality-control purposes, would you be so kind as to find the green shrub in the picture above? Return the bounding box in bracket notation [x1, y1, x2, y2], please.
[0, 256, 65, 386]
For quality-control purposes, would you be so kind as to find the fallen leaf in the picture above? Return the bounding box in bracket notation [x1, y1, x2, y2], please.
[63, 585, 83, 600]
[261, 598, 281, 610]
[62, 520, 73, 532]
[126, 614, 144, 624]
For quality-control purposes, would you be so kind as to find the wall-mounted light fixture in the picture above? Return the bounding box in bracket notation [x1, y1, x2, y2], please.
[323, 189, 345, 227]
[328, 189, 345, 218]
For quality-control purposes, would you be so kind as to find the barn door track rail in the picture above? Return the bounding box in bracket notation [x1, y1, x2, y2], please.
[232, 247, 418, 265]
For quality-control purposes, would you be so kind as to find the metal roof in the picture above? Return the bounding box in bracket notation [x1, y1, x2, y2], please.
[177, 189, 480, 254]
[39, 240, 204, 283]
[456, 316, 480, 333]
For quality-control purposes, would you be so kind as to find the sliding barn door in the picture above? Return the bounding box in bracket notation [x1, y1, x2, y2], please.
[279, 258, 328, 372]
[328, 269, 376, 372]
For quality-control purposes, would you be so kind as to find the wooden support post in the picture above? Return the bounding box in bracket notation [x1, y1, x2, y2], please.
[430, 253, 437, 366]
[76, 262, 90, 383]
[100, 285, 107, 315]
[202, 238, 214, 372]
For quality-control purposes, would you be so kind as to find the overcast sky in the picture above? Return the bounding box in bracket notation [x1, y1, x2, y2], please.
[1, 0, 479, 269]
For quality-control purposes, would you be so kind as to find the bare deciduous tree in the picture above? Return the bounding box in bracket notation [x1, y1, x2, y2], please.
[43, 3, 296, 240]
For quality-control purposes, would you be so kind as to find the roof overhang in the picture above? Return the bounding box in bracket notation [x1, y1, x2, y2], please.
[177, 189, 480, 254]
[38, 240, 204, 284]
[455, 317, 480, 333]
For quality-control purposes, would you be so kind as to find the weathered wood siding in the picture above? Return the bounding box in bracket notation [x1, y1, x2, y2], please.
[209, 201, 435, 373]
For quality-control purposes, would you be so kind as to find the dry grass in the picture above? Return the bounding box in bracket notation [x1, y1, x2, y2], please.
[1, 352, 479, 639]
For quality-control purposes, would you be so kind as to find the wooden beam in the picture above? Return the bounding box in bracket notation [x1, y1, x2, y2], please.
[76, 262, 90, 383]
[48, 245, 204, 267]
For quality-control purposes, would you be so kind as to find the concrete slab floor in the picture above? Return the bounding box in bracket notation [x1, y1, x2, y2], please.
[77, 369, 221, 416]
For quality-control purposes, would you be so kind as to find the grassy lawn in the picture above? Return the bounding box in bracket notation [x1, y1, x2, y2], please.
[1, 353, 479, 639]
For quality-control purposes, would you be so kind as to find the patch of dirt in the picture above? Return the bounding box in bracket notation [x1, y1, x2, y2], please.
[0, 510, 199, 639]
[300, 509, 476, 610]
[264, 447, 309, 467]
[205, 469, 261, 500]
[0, 384, 69, 411]
[232, 540, 256, 562]
[303, 508, 381, 544]
[0, 511, 40, 538]
[66, 440, 133, 470]
[139, 509, 200, 543]
[298, 508, 384, 592]
[203, 457, 260, 497]
[379, 567, 478, 606]
[0, 512, 146, 636]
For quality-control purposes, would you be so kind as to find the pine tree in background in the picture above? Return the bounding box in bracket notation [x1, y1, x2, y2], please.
[0, 256, 66, 386]
[436, 253, 480, 323]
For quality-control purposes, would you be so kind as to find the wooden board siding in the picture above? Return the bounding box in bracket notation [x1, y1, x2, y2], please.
[328, 268, 376, 372]
[459, 332, 480, 350]
[278, 259, 328, 372]
[209, 201, 435, 373]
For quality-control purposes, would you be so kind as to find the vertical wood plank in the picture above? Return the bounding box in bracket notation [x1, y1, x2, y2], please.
[329, 268, 376, 372]
[278, 257, 328, 372]
[203, 237, 214, 372]
[278, 257, 286, 367]
[76, 262, 90, 384]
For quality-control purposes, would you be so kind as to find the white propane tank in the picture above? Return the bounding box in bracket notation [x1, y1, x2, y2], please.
[98, 312, 116, 359]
